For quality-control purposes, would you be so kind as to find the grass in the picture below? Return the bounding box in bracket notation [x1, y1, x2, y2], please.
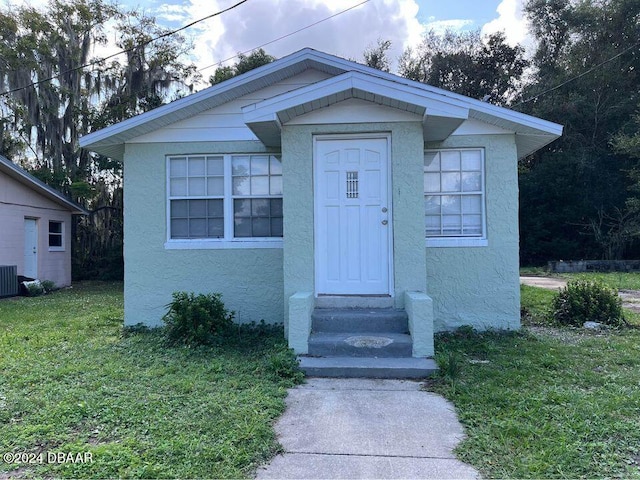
[520, 267, 640, 291]
[430, 285, 640, 479]
[558, 272, 640, 291]
[0, 282, 302, 479]
[520, 285, 555, 325]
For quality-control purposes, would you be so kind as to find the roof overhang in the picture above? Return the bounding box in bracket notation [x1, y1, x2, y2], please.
[79, 47, 563, 161]
[241, 71, 470, 147]
[0, 155, 89, 214]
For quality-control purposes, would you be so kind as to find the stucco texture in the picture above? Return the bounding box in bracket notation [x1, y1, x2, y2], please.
[123, 141, 284, 327]
[425, 134, 521, 331]
[281, 122, 427, 332]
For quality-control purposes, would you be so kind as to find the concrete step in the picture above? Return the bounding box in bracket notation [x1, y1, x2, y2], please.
[315, 295, 394, 308]
[308, 332, 413, 357]
[298, 356, 438, 379]
[311, 308, 409, 334]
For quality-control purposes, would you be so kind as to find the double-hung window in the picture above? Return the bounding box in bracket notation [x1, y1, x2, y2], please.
[424, 148, 486, 246]
[48, 221, 64, 251]
[167, 154, 282, 246]
[232, 155, 283, 238]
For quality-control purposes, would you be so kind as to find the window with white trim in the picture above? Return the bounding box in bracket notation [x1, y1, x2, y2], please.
[424, 149, 485, 238]
[48, 220, 64, 251]
[167, 154, 283, 241]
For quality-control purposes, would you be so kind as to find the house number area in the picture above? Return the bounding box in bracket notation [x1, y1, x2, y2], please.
[2, 451, 94, 465]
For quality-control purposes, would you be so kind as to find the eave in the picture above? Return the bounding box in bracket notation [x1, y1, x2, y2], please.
[0, 155, 89, 215]
[79, 47, 563, 161]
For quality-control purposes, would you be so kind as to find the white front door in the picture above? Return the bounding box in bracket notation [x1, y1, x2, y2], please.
[23, 218, 38, 278]
[315, 135, 392, 295]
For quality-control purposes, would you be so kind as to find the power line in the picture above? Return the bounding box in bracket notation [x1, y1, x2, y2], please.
[0, 0, 250, 98]
[515, 41, 640, 107]
[198, 0, 371, 73]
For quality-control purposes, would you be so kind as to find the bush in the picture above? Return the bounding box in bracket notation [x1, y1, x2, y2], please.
[23, 280, 44, 296]
[40, 280, 56, 293]
[162, 292, 235, 346]
[551, 280, 624, 327]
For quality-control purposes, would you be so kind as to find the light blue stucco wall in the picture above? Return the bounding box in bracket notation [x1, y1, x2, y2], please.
[123, 141, 284, 327]
[122, 132, 520, 333]
[425, 134, 521, 331]
[281, 122, 427, 334]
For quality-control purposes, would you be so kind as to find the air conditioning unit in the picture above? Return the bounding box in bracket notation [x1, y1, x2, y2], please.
[0, 265, 19, 297]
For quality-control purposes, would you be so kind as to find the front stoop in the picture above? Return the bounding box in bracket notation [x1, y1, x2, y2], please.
[298, 308, 438, 379]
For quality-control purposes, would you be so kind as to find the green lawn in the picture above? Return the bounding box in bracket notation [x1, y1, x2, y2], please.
[432, 285, 640, 479]
[521, 268, 640, 291]
[558, 272, 640, 291]
[0, 282, 301, 479]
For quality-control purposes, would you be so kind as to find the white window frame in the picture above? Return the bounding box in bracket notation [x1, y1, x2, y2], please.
[165, 154, 283, 250]
[424, 148, 488, 248]
[48, 220, 65, 252]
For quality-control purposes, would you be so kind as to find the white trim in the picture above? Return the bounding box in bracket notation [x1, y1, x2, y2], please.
[165, 153, 283, 248]
[165, 239, 282, 250]
[426, 238, 488, 248]
[47, 220, 65, 252]
[313, 133, 394, 296]
[242, 71, 470, 122]
[424, 148, 487, 245]
[80, 48, 562, 161]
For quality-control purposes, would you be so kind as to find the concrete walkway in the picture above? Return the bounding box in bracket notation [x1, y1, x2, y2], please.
[256, 378, 481, 479]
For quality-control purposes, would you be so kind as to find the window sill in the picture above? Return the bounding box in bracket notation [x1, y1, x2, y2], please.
[165, 239, 283, 250]
[48, 247, 65, 252]
[426, 237, 488, 248]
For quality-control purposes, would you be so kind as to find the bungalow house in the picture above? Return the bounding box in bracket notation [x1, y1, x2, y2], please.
[80, 48, 562, 377]
[0, 155, 88, 290]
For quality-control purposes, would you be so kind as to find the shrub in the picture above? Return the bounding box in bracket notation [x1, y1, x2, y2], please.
[162, 292, 235, 346]
[22, 280, 45, 296]
[40, 280, 57, 293]
[551, 280, 625, 327]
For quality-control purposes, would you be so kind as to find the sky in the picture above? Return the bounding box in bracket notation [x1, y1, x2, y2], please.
[5, 0, 530, 76]
[150, 0, 530, 75]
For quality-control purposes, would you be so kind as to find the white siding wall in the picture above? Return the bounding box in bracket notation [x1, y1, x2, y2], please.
[0, 172, 73, 287]
[129, 70, 333, 144]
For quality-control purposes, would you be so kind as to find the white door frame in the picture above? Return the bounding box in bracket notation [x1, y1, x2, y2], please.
[313, 133, 394, 296]
[23, 217, 38, 279]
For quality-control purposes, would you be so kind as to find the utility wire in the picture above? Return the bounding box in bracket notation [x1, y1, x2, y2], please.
[515, 40, 640, 107]
[0, 0, 250, 97]
[198, 0, 371, 73]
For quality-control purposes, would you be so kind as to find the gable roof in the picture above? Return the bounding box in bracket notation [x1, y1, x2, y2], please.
[0, 155, 89, 214]
[80, 48, 562, 160]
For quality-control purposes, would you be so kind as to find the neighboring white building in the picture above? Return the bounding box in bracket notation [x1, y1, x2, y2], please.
[0, 155, 88, 288]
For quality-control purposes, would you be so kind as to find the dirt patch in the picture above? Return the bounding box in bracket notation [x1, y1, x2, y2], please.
[521, 276, 640, 312]
[0, 467, 31, 480]
[520, 276, 567, 290]
[526, 326, 607, 345]
[618, 290, 640, 312]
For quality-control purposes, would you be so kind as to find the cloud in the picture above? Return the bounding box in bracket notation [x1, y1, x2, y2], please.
[153, 0, 423, 75]
[481, 0, 530, 47]
[423, 18, 474, 35]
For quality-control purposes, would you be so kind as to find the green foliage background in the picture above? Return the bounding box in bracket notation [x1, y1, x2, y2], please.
[2, 0, 640, 273]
